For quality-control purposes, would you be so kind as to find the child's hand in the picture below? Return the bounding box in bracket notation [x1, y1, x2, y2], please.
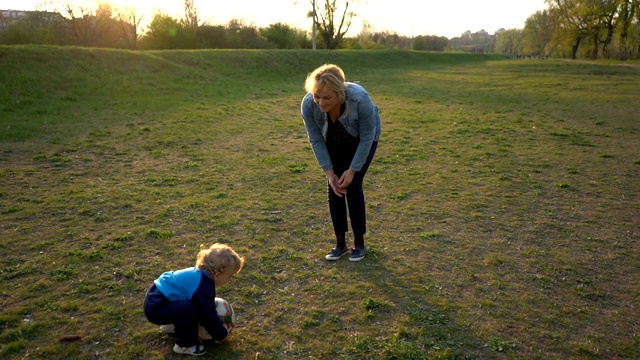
[215, 324, 234, 344]
[225, 322, 235, 336]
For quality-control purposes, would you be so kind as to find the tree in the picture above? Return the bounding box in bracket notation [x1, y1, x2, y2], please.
[196, 25, 227, 48]
[412, 35, 428, 51]
[424, 35, 450, 51]
[546, 0, 639, 59]
[615, 0, 640, 58]
[625, 0, 640, 56]
[588, 0, 621, 58]
[183, 0, 199, 29]
[309, 0, 358, 49]
[0, 11, 66, 45]
[522, 10, 553, 57]
[58, 1, 120, 47]
[354, 21, 381, 49]
[546, 0, 601, 59]
[144, 12, 189, 49]
[616, 0, 636, 57]
[117, 5, 142, 49]
[371, 30, 404, 49]
[495, 29, 523, 55]
[260, 23, 308, 49]
[58, 1, 94, 46]
[225, 19, 270, 49]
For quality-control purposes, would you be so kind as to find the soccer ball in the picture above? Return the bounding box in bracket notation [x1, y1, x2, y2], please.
[159, 297, 236, 341]
[215, 297, 236, 327]
[199, 297, 236, 340]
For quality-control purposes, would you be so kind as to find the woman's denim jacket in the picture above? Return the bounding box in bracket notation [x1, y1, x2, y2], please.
[301, 82, 381, 172]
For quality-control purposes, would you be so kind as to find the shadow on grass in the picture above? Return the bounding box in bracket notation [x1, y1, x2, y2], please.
[317, 247, 498, 359]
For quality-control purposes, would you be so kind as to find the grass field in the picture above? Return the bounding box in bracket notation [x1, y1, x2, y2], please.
[1, 46, 639, 359]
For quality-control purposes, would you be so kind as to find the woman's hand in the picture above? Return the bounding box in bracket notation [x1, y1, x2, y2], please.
[326, 169, 347, 197]
[338, 169, 355, 189]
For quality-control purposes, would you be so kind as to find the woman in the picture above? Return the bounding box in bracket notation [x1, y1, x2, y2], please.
[301, 64, 381, 262]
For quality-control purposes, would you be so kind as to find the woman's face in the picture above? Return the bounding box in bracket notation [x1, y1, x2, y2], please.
[312, 85, 340, 114]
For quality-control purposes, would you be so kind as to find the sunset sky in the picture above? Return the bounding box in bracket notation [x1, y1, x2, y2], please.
[3, 0, 548, 38]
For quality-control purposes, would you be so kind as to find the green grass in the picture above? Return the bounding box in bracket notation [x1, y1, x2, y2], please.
[1, 45, 639, 359]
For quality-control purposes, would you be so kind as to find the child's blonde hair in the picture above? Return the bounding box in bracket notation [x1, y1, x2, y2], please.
[196, 243, 244, 277]
[304, 64, 347, 104]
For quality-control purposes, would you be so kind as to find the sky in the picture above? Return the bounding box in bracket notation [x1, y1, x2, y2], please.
[3, 0, 548, 39]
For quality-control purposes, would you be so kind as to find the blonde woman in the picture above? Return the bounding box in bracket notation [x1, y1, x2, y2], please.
[143, 243, 244, 356]
[301, 64, 381, 262]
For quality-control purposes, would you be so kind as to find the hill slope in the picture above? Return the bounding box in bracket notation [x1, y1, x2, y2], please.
[0, 46, 506, 141]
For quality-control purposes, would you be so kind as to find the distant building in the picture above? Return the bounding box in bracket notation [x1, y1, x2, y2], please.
[476, 29, 489, 37]
[460, 29, 489, 39]
[0, 9, 63, 32]
[1, 9, 28, 31]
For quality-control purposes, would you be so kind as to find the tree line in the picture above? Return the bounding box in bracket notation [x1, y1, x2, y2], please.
[0, 0, 450, 51]
[496, 0, 640, 59]
[1, 0, 638, 59]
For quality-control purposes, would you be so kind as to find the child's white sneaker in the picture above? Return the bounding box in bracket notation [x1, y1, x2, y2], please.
[159, 324, 175, 333]
[173, 344, 206, 356]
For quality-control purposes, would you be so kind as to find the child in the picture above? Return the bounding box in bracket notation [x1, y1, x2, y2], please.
[143, 243, 245, 356]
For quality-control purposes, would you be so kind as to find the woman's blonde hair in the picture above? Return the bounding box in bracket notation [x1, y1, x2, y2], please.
[196, 243, 245, 277]
[304, 64, 347, 104]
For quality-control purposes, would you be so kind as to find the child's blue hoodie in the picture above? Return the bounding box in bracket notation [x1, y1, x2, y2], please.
[145, 267, 228, 340]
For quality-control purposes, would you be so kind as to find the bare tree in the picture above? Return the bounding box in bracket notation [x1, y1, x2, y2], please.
[118, 5, 143, 49]
[58, 0, 116, 47]
[183, 0, 199, 29]
[58, 1, 97, 46]
[309, 0, 358, 49]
